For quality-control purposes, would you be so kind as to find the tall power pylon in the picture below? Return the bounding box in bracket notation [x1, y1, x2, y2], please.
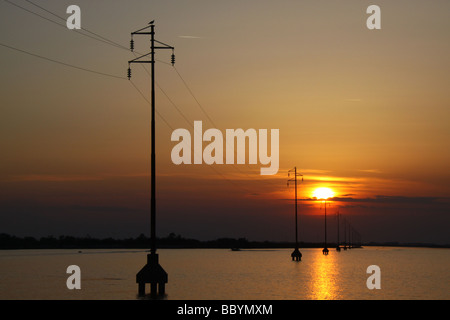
[288, 167, 303, 261]
[321, 199, 331, 255]
[128, 21, 175, 297]
[336, 210, 341, 252]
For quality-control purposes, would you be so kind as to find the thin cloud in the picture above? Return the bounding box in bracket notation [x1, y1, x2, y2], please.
[315, 195, 446, 205]
[8, 174, 103, 182]
[300, 169, 332, 174]
[358, 169, 382, 174]
[178, 35, 204, 39]
[69, 205, 138, 213]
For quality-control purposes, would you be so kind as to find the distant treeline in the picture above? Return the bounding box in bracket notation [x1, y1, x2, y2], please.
[0, 233, 447, 249]
[0, 233, 335, 249]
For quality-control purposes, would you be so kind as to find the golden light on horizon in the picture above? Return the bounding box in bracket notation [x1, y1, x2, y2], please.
[312, 187, 335, 200]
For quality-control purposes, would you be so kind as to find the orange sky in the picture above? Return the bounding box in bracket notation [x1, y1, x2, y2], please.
[0, 0, 449, 244]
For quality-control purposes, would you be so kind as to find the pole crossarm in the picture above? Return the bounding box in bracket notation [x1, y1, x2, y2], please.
[128, 52, 153, 64]
[128, 22, 175, 81]
[287, 168, 303, 186]
[155, 40, 174, 49]
[131, 24, 153, 35]
[132, 32, 153, 35]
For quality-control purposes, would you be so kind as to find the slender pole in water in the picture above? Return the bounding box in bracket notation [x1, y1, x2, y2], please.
[295, 167, 298, 247]
[288, 167, 303, 261]
[336, 210, 341, 251]
[322, 199, 329, 255]
[324, 200, 327, 246]
[150, 23, 156, 255]
[348, 222, 352, 249]
[129, 21, 174, 296]
[343, 217, 347, 250]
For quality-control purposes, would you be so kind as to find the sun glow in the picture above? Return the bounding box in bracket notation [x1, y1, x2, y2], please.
[312, 187, 335, 200]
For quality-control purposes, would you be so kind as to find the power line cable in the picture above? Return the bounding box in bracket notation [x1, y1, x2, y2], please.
[4, 0, 125, 50]
[0, 41, 175, 132]
[1, 2, 262, 191]
[172, 66, 283, 183]
[0, 41, 125, 79]
[128, 63, 252, 193]
[2, 2, 178, 130]
[18, 0, 171, 65]
[173, 66, 217, 128]
[24, 0, 127, 50]
[4, 0, 212, 130]
[129, 79, 174, 131]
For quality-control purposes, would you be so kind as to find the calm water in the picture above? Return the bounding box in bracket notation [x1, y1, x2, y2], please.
[0, 247, 448, 300]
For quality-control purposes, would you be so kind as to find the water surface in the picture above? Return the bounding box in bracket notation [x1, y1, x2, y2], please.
[0, 247, 448, 299]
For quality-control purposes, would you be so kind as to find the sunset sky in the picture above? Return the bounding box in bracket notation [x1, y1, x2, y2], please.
[1, 0, 449, 244]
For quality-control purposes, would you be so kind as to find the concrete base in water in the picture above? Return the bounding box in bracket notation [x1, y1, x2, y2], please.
[136, 253, 168, 297]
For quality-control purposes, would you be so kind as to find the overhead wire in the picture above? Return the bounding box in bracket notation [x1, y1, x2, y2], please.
[133, 63, 253, 192]
[23, 0, 128, 50]
[0, 40, 177, 132]
[129, 80, 174, 131]
[4, 0, 126, 50]
[0, 0, 262, 192]
[172, 66, 217, 128]
[173, 65, 284, 187]
[2, 0, 178, 130]
[0, 41, 125, 79]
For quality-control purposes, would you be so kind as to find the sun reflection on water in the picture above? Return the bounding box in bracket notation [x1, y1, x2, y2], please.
[309, 250, 339, 300]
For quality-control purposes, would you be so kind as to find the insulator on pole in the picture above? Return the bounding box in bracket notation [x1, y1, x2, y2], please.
[171, 53, 175, 66]
[130, 39, 134, 52]
[127, 67, 131, 80]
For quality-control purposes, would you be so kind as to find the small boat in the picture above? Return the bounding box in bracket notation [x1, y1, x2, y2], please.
[231, 248, 241, 251]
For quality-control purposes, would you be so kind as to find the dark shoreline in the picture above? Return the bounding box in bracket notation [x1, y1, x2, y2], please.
[1, 233, 448, 250]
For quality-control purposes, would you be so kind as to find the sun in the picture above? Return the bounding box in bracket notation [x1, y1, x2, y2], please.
[312, 187, 335, 200]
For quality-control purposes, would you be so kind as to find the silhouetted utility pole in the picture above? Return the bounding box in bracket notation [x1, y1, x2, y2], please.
[353, 229, 361, 248]
[343, 217, 347, 250]
[336, 210, 341, 252]
[322, 200, 331, 255]
[128, 21, 175, 297]
[288, 167, 303, 261]
[351, 227, 354, 248]
[348, 222, 352, 249]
